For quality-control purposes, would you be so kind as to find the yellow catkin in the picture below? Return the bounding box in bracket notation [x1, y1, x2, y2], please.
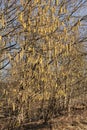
[56, 0, 59, 6]
[19, 13, 23, 21]
[12, 103, 15, 111]
[23, 22, 26, 28]
[0, 36, 2, 40]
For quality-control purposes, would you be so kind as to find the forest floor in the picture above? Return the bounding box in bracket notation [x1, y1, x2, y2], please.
[49, 109, 87, 130]
[20, 110, 87, 130]
[0, 108, 87, 130]
[21, 109, 87, 130]
[14, 109, 87, 130]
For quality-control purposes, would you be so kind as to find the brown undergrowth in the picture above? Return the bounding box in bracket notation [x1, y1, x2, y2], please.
[0, 105, 87, 130]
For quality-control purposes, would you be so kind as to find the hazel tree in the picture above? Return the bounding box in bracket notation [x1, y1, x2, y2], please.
[0, 0, 87, 127]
